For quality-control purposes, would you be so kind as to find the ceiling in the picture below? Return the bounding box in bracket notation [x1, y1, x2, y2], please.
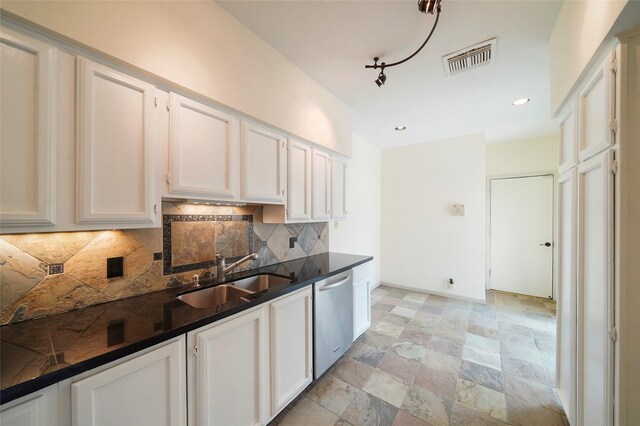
[217, 0, 563, 149]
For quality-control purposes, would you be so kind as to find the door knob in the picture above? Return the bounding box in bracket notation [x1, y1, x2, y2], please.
[540, 242, 552, 247]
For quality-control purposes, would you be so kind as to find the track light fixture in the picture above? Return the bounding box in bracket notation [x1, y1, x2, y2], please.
[366, 0, 443, 87]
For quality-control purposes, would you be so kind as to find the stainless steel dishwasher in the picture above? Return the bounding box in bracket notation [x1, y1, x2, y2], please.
[314, 271, 353, 379]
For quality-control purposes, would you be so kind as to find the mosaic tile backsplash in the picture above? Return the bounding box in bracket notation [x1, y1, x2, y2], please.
[0, 202, 329, 325]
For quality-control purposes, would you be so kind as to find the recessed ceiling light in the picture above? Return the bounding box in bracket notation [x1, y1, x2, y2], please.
[395, 125, 407, 131]
[512, 98, 531, 106]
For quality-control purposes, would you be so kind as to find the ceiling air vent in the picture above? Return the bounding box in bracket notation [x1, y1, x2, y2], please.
[442, 38, 496, 77]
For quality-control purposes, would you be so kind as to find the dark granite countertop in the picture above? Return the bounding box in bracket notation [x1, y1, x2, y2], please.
[0, 252, 372, 404]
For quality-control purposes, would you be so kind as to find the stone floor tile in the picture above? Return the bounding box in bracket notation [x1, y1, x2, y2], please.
[371, 308, 387, 322]
[467, 323, 499, 340]
[363, 369, 409, 407]
[347, 342, 386, 368]
[462, 346, 502, 371]
[331, 357, 375, 388]
[375, 321, 405, 338]
[383, 313, 412, 326]
[391, 306, 418, 319]
[392, 410, 433, 426]
[433, 326, 466, 345]
[404, 293, 427, 304]
[392, 341, 427, 362]
[465, 333, 500, 355]
[381, 296, 404, 306]
[459, 359, 505, 393]
[398, 327, 432, 347]
[278, 397, 341, 426]
[502, 356, 548, 385]
[449, 402, 510, 426]
[364, 331, 398, 350]
[427, 335, 464, 358]
[378, 350, 420, 384]
[501, 342, 542, 365]
[308, 375, 360, 416]
[531, 329, 556, 352]
[497, 321, 531, 336]
[455, 378, 508, 423]
[373, 302, 396, 312]
[468, 316, 499, 330]
[498, 330, 536, 348]
[420, 348, 462, 375]
[505, 395, 567, 426]
[401, 385, 453, 426]
[503, 374, 564, 414]
[419, 304, 445, 316]
[524, 310, 554, 324]
[342, 391, 398, 426]
[413, 363, 459, 401]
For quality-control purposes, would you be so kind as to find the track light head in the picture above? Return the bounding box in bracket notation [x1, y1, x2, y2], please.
[418, 0, 439, 14]
[375, 67, 387, 87]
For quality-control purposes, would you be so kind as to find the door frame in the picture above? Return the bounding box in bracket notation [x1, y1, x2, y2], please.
[485, 171, 557, 299]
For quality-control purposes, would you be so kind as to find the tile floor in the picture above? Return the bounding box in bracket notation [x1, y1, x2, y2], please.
[271, 285, 566, 426]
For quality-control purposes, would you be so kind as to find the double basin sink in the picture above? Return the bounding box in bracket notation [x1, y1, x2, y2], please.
[177, 274, 292, 309]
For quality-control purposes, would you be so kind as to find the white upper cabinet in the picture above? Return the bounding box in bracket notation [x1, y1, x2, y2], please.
[287, 139, 312, 221]
[0, 30, 57, 227]
[168, 93, 240, 201]
[76, 58, 158, 225]
[241, 121, 286, 204]
[558, 101, 578, 174]
[578, 50, 616, 162]
[331, 155, 347, 220]
[312, 148, 331, 220]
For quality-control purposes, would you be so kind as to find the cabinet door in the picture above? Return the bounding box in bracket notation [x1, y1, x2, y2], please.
[287, 139, 312, 221]
[558, 101, 578, 174]
[168, 93, 239, 200]
[578, 50, 616, 162]
[0, 385, 58, 426]
[0, 30, 57, 227]
[71, 337, 186, 426]
[241, 122, 286, 203]
[557, 170, 577, 425]
[270, 288, 313, 416]
[353, 263, 372, 340]
[190, 307, 267, 426]
[76, 58, 157, 224]
[312, 148, 331, 220]
[331, 155, 348, 220]
[576, 150, 614, 426]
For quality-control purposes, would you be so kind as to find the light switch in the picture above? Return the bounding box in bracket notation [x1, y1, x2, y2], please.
[452, 204, 465, 216]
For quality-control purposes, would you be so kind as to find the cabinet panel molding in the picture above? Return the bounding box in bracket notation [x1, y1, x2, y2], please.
[287, 139, 312, 221]
[312, 148, 331, 220]
[241, 121, 286, 204]
[0, 29, 57, 227]
[76, 57, 157, 225]
[168, 93, 239, 200]
[558, 101, 578, 174]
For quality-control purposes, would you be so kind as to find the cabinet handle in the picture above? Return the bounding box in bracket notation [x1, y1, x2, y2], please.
[154, 204, 158, 214]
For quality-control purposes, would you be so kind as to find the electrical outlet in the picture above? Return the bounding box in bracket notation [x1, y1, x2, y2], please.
[289, 236, 297, 249]
[107, 256, 124, 278]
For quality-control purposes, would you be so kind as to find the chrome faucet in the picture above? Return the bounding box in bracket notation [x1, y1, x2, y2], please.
[216, 253, 258, 280]
[193, 274, 200, 287]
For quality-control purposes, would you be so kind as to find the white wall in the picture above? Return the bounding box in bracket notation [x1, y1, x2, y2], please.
[381, 133, 486, 302]
[486, 136, 558, 176]
[329, 135, 381, 287]
[0, 1, 352, 156]
[549, 0, 628, 115]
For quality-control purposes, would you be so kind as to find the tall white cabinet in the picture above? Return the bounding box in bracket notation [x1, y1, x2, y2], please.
[556, 46, 617, 426]
[0, 29, 57, 227]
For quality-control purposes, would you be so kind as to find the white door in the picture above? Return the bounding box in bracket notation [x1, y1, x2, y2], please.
[71, 337, 186, 426]
[353, 262, 372, 340]
[76, 57, 157, 225]
[168, 93, 239, 200]
[0, 29, 57, 227]
[189, 307, 267, 426]
[489, 175, 554, 298]
[270, 288, 313, 417]
[241, 121, 286, 204]
[576, 150, 614, 426]
[311, 148, 331, 220]
[331, 155, 348, 220]
[287, 139, 312, 221]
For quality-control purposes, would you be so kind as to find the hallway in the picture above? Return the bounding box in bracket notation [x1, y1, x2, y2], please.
[273, 286, 565, 426]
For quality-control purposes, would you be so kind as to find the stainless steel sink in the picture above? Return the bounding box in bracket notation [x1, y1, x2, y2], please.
[177, 284, 253, 309]
[232, 274, 292, 292]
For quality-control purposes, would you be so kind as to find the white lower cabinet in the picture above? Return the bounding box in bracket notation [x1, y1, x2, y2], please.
[187, 287, 313, 426]
[70, 337, 186, 426]
[352, 263, 372, 340]
[270, 288, 313, 416]
[0, 385, 58, 426]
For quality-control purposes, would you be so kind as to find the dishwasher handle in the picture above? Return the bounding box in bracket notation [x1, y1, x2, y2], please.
[319, 276, 351, 291]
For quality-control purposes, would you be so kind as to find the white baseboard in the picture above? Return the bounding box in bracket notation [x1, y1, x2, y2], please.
[379, 281, 485, 304]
